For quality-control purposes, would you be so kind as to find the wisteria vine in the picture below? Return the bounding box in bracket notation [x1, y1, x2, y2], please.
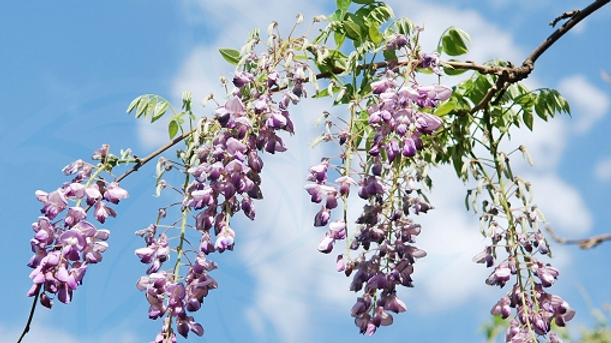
[20, 1, 610, 342]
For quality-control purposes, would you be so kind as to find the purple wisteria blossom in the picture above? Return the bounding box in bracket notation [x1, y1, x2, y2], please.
[135, 31, 309, 341]
[27, 149, 128, 308]
[304, 65, 450, 335]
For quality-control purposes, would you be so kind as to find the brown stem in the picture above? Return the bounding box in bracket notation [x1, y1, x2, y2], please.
[545, 226, 611, 249]
[115, 128, 195, 183]
[550, 9, 579, 27]
[17, 289, 40, 343]
[455, 0, 609, 113]
[525, 0, 610, 67]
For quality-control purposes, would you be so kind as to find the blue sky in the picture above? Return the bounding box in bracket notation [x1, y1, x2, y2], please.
[2, 1, 611, 342]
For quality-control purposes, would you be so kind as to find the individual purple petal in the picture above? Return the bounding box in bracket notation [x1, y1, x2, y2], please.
[490, 297, 512, 319]
[415, 112, 443, 134]
[37, 188, 68, 219]
[317, 235, 334, 254]
[383, 295, 407, 313]
[314, 206, 330, 227]
[64, 207, 86, 227]
[62, 159, 84, 175]
[336, 255, 346, 272]
[94, 201, 117, 224]
[104, 182, 129, 204]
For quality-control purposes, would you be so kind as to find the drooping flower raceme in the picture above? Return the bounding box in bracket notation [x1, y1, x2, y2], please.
[305, 41, 452, 334]
[27, 148, 129, 308]
[133, 22, 315, 342]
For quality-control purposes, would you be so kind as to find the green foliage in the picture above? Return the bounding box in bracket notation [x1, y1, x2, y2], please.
[337, 0, 351, 13]
[440, 27, 471, 56]
[127, 94, 171, 123]
[219, 48, 241, 65]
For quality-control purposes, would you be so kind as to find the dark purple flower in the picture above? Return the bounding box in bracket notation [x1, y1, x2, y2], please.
[532, 261, 559, 287]
[317, 235, 334, 254]
[386, 34, 407, 50]
[386, 139, 400, 162]
[336, 176, 356, 196]
[383, 294, 407, 313]
[421, 52, 441, 74]
[232, 71, 253, 88]
[402, 137, 418, 157]
[473, 246, 494, 268]
[314, 206, 331, 227]
[490, 297, 512, 319]
[486, 263, 512, 287]
[308, 161, 329, 184]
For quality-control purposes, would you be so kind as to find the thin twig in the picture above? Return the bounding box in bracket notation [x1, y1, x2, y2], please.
[17, 289, 40, 343]
[550, 9, 579, 28]
[545, 226, 611, 249]
[116, 128, 196, 183]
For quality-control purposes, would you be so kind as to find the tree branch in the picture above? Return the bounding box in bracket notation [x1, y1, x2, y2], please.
[524, 0, 610, 67]
[447, 0, 610, 113]
[545, 226, 611, 249]
[115, 128, 196, 183]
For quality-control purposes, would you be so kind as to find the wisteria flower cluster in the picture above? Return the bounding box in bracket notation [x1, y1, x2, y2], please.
[305, 44, 452, 334]
[475, 200, 574, 342]
[133, 24, 315, 342]
[27, 145, 128, 308]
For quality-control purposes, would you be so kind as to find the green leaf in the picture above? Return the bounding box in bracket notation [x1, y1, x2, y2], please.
[435, 99, 456, 116]
[394, 18, 413, 36]
[368, 23, 383, 44]
[127, 97, 141, 114]
[334, 31, 346, 49]
[328, 9, 343, 22]
[352, 0, 373, 3]
[145, 96, 158, 119]
[534, 94, 549, 121]
[168, 120, 179, 139]
[441, 28, 470, 56]
[136, 97, 149, 118]
[152, 100, 169, 123]
[343, 21, 362, 41]
[313, 88, 329, 99]
[523, 108, 534, 131]
[337, 0, 351, 12]
[441, 61, 468, 76]
[219, 48, 241, 65]
[367, 4, 394, 26]
[383, 48, 397, 61]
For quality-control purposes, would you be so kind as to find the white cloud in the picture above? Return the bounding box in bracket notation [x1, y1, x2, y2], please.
[527, 173, 593, 235]
[387, 0, 524, 64]
[594, 156, 611, 181]
[558, 74, 610, 133]
[413, 166, 496, 310]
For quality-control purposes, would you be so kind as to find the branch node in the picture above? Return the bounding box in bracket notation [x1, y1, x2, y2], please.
[550, 9, 580, 27]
